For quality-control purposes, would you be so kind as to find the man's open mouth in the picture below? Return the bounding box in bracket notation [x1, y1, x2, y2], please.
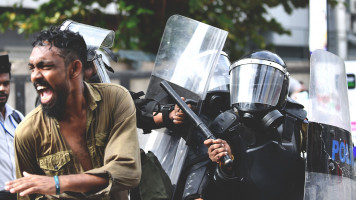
[36, 85, 54, 104]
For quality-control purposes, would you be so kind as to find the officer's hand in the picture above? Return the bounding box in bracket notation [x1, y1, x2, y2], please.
[204, 139, 232, 164]
[169, 97, 191, 125]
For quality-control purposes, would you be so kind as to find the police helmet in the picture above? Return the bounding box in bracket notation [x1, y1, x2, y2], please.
[229, 50, 289, 113]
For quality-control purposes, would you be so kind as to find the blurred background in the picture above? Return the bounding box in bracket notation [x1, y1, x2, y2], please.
[0, 0, 353, 117]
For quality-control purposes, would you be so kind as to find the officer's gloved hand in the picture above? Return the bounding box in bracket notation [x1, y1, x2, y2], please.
[153, 97, 191, 128]
[204, 139, 233, 164]
[169, 100, 191, 125]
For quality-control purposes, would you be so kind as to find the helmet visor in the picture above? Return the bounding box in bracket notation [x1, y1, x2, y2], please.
[230, 64, 284, 111]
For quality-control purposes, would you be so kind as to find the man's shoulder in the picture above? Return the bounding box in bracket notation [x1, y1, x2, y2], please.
[89, 83, 132, 103]
[90, 82, 130, 94]
[89, 83, 136, 116]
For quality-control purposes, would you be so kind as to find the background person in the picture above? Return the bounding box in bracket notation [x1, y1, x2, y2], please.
[0, 54, 25, 200]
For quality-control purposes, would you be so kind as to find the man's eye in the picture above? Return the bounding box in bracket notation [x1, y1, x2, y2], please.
[28, 65, 34, 71]
[43, 65, 54, 69]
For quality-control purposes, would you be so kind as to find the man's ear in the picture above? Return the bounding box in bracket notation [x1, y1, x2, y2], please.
[70, 60, 83, 79]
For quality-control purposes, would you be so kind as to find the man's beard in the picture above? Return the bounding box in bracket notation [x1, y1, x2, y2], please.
[35, 80, 68, 119]
[41, 88, 68, 119]
[0, 102, 5, 110]
[0, 92, 8, 109]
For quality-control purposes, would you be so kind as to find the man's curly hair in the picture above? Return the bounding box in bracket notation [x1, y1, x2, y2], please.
[32, 26, 88, 71]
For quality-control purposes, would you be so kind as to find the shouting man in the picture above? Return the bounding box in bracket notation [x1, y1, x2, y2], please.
[5, 27, 141, 199]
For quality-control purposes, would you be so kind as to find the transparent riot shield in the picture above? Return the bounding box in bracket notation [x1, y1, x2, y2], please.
[145, 15, 228, 102]
[305, 49, 355, 200]
[140, 15, 227, 186]
[60, 20, 114, 83]
[139, 129, 187, 185]
[207, 51, 231, 92]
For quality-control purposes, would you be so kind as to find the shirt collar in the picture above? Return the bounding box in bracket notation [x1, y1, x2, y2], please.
[0, 104, 13, 122]
[5, 104, 14, 118]
[84, 81, 102, 111]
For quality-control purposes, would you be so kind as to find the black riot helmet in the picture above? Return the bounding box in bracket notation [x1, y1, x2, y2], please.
[229, 50, 290, 113]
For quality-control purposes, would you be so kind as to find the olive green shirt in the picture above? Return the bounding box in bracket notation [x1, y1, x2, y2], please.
[14, 82, 141, 200]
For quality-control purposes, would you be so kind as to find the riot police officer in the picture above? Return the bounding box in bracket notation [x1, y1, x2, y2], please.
[204, 50, 307, 200]
[173, 51, 231, 200]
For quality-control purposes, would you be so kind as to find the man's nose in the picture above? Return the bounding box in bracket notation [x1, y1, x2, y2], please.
[31, 68, 43, 82]
[0, 84, 5, 91]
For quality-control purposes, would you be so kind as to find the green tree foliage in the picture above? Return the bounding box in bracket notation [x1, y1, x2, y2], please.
[0, 0, 313, 59]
